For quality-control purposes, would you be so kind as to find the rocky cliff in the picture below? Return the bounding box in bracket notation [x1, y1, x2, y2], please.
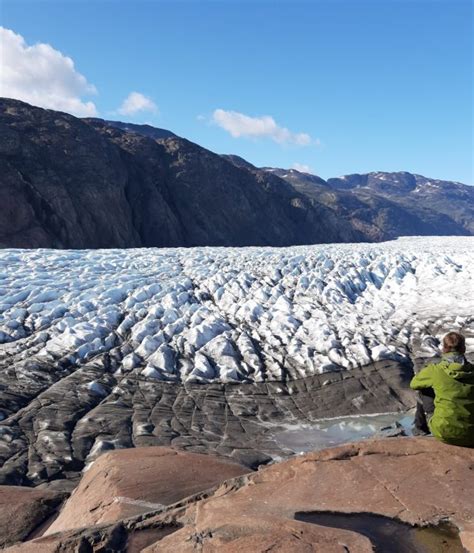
[2, 97, 472, 249]
[0, 98, 359, 248]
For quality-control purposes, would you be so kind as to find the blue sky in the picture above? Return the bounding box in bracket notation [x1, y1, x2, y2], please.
[1, 0, 472, 183]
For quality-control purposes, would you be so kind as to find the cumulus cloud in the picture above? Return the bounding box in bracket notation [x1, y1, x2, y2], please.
[118, 92, 158, 116]
[292, 163, 313, 174]
[212, 108, 314, 146]
[0, 27, 98, 116]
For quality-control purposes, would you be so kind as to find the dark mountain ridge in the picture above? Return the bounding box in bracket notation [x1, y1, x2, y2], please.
[0, 97, 472, 248]
[0, 98, 359, 248]
[86, 118, 177, 140]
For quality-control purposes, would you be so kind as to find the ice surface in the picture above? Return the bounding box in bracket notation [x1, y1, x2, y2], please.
[0, 237, 472, 383]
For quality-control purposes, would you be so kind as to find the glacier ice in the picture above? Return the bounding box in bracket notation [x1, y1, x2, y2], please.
[0, 236, 472, 384]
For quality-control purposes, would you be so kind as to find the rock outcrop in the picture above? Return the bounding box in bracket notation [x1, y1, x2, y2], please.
[149, 437, 473, 552]
[0, 486, 67, 548]
[4, 437, 473, 552]
[45, 447, 250, 535]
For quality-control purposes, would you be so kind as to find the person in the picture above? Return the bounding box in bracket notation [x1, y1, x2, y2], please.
[410, 331, 474, 447]
[412, 384, 435, 436]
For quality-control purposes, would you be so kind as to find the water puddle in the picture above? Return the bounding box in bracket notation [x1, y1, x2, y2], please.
[273, 411, 415, 454]
[295, 512, 465, 553]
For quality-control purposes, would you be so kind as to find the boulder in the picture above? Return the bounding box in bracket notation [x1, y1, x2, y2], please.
[45, 447, 250, 535]
[0, 486, 66, 548]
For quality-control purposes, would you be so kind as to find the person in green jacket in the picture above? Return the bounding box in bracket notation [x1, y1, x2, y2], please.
[410, 332, 474, 447]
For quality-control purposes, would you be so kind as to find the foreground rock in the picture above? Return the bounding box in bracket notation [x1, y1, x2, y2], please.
[0, 486, 66, 548]
[45, 447, 250, 535]
[150, 437, 474, 552]
[6, 437, 473, 552]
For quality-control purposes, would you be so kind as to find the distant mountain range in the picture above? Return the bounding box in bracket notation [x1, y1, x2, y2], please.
[261, 168, 474, 241]
[1, 98, 472, 248]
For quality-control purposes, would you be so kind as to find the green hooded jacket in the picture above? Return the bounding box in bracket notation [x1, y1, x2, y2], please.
[410, 353, 474, 447]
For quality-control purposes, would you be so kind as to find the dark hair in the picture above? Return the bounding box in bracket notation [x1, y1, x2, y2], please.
[442, 332, 466, 354]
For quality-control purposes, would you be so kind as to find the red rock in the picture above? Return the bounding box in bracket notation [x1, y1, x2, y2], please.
[461, 526, 474, 552]
[145, 438, 474, 552]
[6, 438, 474, 553]
[0, 486, 66, 548]
[45, 446, 250, 535]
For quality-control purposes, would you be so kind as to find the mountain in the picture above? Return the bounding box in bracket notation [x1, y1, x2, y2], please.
[261, 167, 328, 188]
[0, 97, 472, 248]
[264, 168, 474, 241]
[220, 154, 258, 172]
[87, 118, 177, 140]
[327, 172, 474, 235]
[0, 98, 360, 248]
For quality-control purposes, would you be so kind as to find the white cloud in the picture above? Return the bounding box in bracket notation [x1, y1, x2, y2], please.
[292, 163, 313, 174]
[0, 27, 98, 117]
[212, 109, 314, 146]
[118, 92, 158, 116]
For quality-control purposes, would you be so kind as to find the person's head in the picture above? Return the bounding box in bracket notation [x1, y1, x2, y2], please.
[442, 332, 466, 355]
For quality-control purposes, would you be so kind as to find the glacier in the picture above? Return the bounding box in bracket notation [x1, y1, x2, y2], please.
[0, 236, 472, 386]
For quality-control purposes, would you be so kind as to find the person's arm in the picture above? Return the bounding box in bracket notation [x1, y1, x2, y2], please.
[410, 364, 435, 390]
